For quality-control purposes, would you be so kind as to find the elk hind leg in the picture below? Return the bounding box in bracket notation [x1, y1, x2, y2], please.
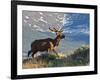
[32, 51, 37, 58]
[28, 50, 32, 57]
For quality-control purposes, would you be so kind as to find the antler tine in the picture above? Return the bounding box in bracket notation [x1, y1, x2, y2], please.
[53, 27, 58, 32]
[49, 27, 57, 32]
[55, 26, 63, 32]
[60, 27, 63, 32]
[49, 27, 53, 31]
[49, 26, 62, 32]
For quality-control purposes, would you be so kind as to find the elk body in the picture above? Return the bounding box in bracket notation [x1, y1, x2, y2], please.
[28, 27, 65, 58]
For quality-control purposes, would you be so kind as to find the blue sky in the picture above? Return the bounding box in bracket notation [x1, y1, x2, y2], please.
[63, 13, 90, 43]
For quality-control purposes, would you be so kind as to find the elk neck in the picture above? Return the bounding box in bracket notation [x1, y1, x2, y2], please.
[53, 36, 61, 46]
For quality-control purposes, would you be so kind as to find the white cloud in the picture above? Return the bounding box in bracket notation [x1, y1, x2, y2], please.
[36, 28, 45, 32]
[24, 20, 27, 23]
[29, 23, 31, 27]
[63, 14, 72, 26]
[33, 25, 40, 28]
[25, 15, 29, 19]
[63, 30, 72, 34]
[57, 15, 63, 20]
[32, 25, 47, 32]
[84, 31, 89, 35]
[63, 28, 89, 35]
[34, 19, 39, 22]
[39, 16, 48, 23]
[80, 29, 89, 35]
[39, 12, 43, 15]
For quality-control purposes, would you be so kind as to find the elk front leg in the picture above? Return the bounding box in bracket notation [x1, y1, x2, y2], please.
[53, 49, 59, 57]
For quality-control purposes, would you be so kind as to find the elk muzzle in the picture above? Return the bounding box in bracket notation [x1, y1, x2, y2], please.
[61, 34, 65, 39]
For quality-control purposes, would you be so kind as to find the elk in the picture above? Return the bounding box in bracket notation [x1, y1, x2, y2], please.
[28, 27, 65, 58]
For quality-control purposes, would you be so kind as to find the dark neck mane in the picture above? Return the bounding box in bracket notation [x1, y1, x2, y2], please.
[54, 36, 61, 46]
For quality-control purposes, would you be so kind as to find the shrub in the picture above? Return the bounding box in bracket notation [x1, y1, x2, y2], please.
[66, 45, 89, 66]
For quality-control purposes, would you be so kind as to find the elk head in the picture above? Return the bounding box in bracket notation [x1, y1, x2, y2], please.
[49, 27, 65, 39]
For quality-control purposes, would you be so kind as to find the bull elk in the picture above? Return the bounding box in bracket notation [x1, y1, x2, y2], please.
[28, 27, 65, 58]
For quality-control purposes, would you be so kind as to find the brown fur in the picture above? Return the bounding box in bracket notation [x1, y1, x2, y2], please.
[28, 27, 65, 58]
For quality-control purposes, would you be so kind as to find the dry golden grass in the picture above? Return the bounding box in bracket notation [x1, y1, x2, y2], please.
[22, 63, 46, 69]
[22, 53, 66, 69]
[22, 46, 89, 69]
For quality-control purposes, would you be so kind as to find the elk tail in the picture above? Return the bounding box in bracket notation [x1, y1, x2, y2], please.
[28, 50, 32, 57]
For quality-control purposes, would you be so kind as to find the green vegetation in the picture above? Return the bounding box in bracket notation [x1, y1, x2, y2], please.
[22, 45, 89, 69]
[66, 45, 89, 66]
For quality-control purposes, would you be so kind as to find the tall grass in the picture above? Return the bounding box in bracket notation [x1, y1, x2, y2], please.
[22, 45, 89, 69]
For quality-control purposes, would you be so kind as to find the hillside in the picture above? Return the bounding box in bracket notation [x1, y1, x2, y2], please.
[22, 46, 89, 69]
